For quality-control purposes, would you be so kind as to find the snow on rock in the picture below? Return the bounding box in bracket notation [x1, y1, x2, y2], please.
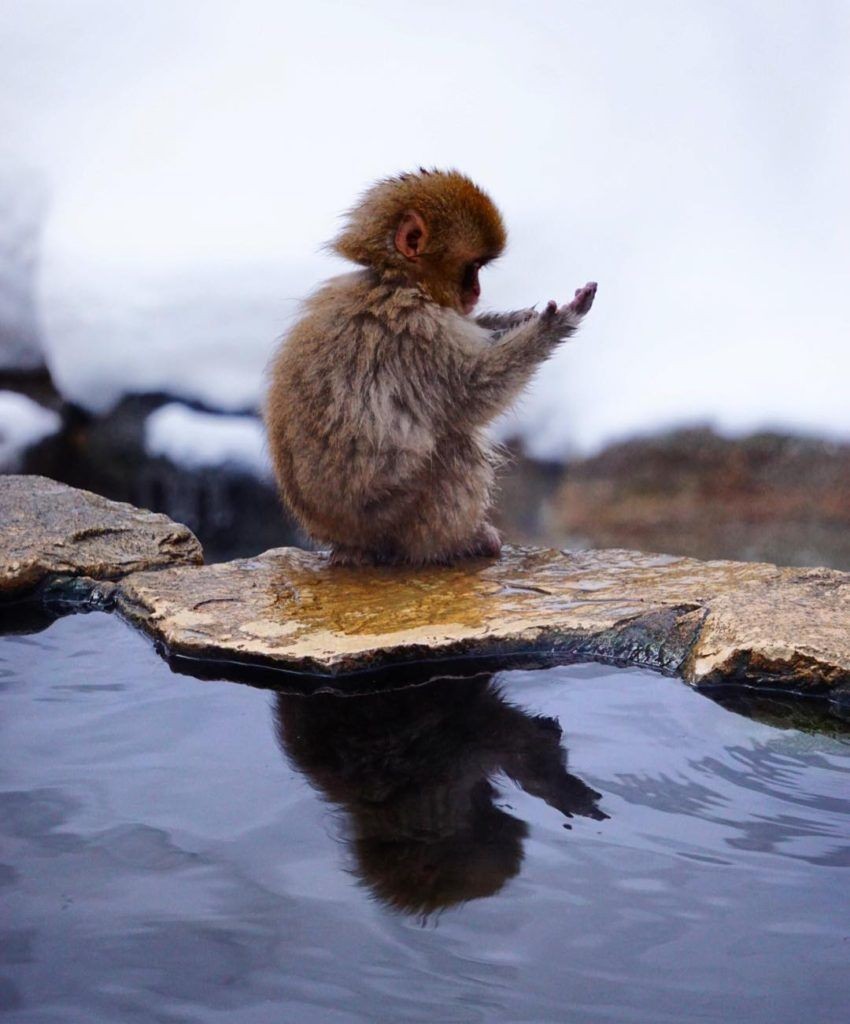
[40, 257, 319, 415]
[0, 391, 61, 470]
[144, 402, 272, 478]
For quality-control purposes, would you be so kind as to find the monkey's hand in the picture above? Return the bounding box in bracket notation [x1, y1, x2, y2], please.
[569, 281, 597, 317]
[539, 281, 597, 336]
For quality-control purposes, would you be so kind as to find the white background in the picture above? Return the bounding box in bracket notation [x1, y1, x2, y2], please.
[2, 0, 848, 457]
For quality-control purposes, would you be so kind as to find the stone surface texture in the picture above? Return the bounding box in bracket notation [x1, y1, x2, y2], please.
[4, 476, 848, 699]
[115, 545, 850, 697]
[1, 475, 202, 598]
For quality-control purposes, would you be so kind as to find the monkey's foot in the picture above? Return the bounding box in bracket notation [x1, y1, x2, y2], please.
[328, 545, 376, 568]
[465, 523, 502, 559]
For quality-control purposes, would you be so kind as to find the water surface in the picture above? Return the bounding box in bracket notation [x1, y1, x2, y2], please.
[1, 612, 848, 1023]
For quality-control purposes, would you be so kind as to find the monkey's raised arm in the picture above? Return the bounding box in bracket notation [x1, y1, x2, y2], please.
[464, 283, 597, 423]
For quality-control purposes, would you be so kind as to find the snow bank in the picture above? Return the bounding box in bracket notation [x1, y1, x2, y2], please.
[144, 403, 271, 478]
[8, 2, 850, 457]
[40, 259, 311, 415]
[0, 391, 61, 470]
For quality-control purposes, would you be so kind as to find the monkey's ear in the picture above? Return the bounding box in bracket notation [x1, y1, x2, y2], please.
[394, 210, 428, 260]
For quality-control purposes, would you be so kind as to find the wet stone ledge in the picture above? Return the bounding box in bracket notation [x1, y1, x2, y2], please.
[2, 476, 848, 705]
[115, 545, 850, 706]
[0, 474, 202, 599]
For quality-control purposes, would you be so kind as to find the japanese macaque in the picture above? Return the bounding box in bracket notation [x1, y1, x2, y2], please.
[265, 168, 596, 565]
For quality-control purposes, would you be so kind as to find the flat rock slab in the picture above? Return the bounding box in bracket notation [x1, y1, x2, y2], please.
[115, 546, 850, 699]
[1, 475, 203, 599]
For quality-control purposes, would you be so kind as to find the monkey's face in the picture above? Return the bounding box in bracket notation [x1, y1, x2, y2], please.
[413, 248, 496, 316]
[391, 200, 503, 316]
[413, 252, 489, 316]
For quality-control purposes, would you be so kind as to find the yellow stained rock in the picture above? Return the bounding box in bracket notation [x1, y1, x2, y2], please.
[115, 545, 850, 695]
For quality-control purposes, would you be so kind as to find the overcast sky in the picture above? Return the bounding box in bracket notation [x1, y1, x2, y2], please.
[2, 0, 848, 455]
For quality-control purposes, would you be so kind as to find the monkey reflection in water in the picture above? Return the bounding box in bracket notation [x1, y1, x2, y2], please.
[275, 673, 608, 918]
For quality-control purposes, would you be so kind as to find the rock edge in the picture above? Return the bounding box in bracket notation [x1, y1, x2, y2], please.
[1, 475, 202, 598]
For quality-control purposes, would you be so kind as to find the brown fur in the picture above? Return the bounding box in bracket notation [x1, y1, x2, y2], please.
[265, 169, 596, 565]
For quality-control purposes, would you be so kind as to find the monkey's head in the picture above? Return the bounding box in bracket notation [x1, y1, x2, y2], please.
[330, 169, 507, 315]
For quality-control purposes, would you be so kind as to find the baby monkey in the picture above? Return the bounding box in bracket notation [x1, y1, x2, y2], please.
[265, 169, 596, 565]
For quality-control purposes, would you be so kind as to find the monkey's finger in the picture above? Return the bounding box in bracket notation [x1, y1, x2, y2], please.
[569, 282, 597, 316]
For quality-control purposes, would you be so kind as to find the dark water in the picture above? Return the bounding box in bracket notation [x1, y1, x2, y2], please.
[1, 613, 848, 1023]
